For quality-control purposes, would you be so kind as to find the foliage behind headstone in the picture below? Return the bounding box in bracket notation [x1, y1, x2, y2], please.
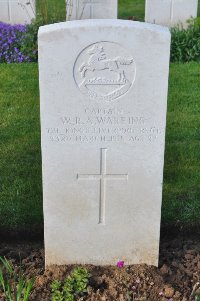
[171, 18, 200, 62]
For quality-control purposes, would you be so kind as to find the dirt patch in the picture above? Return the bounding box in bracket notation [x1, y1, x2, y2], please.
[0, 234, 199, 301]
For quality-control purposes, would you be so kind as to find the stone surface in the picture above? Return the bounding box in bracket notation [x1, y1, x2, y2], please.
[66, 0, 117, 20]
[145, 0, 198, 28]
[38, 20, 171, 267]
[0, 0, 35, 24]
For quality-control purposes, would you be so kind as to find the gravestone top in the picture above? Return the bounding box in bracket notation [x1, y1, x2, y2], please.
[66, 0, 118, 20]
[39, 19, 170, 267]
[0, 0, 35, 24]
[39, 19, 170, 35]
[145, 0, 198, 28]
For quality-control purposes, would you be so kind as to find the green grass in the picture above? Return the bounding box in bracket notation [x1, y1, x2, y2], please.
[162, 62, 200, 225]
[119, 0, 145, 20]
[36, 0, 66, 23]
[0, 64, 42, 229]
[0, 62, 199, 230]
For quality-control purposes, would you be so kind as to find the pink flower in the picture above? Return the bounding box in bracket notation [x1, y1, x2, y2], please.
[168, 299, 173, 301]
[136, 278, 140, 284]
[131, 286, 136, 292]
[159, 292, 164, 297]
[117, 260, 124, 268]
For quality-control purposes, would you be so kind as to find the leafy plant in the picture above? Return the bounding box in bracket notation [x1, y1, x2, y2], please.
[171, 17, 200, 62]
[51, 267, 91, 301]
[19, 18, 41, 62]
[0, 257, 34, 301]
[15, 0, 66, 63]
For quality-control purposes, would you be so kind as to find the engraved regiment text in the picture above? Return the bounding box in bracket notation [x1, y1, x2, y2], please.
[45, 107, 163, 144]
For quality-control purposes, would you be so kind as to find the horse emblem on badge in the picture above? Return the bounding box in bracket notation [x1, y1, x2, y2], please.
[74, 42, 136, 102]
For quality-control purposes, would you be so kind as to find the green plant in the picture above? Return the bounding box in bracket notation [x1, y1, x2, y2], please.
[37, 0, 48, 24]
[171, 17, 200, 62]
[36, 0, 66, 25]
[0, 257, 34, 301]
[19, 0, 66, 62]
[20, 17, 43, 62]
[20, 6, 66, 63]
[51, 267, 91, 301]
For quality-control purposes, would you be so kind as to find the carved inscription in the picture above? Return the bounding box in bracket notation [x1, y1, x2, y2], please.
[77, 148, 128, 225]
[74, 42, 136, 101]
[45, 107, 164, 144]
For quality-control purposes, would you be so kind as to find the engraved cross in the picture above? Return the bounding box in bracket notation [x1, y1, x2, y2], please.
[77, 148, 128, 225]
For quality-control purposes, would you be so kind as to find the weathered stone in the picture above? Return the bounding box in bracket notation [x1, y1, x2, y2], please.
[0, 0, 35, 24]
[66, 0, 117, 20]
[38, 20, 170, 266]
[145, 0, 198, 28]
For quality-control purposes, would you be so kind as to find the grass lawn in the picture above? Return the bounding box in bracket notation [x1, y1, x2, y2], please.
[36, 0, 66, 22]
[0, 62, 200, 230]
[163, 63, 200, 225]
[0, 64, 42, 229]
[119, 0, 145, 20]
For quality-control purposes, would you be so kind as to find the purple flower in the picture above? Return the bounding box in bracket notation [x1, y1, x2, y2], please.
[116, 260, 124, 268]
[159, 292, 164, 297]
[18, 57, 24, 63]
[0, 21, 32, 63]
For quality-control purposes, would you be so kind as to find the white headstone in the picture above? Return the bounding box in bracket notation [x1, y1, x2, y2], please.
[39, 20, 171, 267]
[66, 0, 118, 20]
[0, 1, 9, 24]
[0, 0, 35, 24]
[145, 0, 198, 28]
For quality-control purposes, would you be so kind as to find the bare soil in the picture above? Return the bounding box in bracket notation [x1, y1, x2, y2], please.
[0, 232, 200, 301]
